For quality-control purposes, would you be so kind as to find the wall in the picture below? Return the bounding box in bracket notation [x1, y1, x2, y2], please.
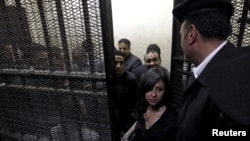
[111, 0, 174, 70]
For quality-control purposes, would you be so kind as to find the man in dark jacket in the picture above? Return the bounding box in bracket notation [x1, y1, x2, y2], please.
[118, 38, 142, 72]
[115, 50, 139, 135]
[173, 0, 250, 141]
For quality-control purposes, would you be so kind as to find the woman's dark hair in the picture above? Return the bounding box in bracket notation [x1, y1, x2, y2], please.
[185, 10, 232, 40]
[133, 67, 173, 119]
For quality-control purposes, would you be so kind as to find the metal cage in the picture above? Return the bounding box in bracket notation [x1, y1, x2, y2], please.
[1, 0, 250, 140]
[0, 0, 115, 141]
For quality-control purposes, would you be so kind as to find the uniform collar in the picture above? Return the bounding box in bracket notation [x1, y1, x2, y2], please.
[192, 40, 227, 79]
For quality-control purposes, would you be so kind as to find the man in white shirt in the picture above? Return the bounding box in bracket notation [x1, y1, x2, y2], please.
[173, 0, 250, 141]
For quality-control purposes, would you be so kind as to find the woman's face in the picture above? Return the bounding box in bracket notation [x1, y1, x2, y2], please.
[145, 80, 165, 106]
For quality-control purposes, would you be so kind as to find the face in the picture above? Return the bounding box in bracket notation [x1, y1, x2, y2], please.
[180, 21, 194, 63]
[115, 55, 125, 77]
[145, 52, 161, 69]
[145, 80, 165, 106]
[118, 43, 130, 57]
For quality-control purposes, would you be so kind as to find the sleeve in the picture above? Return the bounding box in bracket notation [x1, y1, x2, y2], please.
[131, 58, 142, 72]
[127, 78, 139, 114]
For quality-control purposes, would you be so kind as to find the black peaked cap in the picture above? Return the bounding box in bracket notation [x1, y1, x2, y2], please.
[172, 0, 234, 23]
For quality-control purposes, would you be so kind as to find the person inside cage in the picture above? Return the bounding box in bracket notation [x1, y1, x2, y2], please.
[71, 40, 106, 90]
[114, 50, 139, 136]
[122, 67, 177, 141]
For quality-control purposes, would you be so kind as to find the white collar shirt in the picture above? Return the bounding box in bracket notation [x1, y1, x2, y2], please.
[192, 40, 227, 79]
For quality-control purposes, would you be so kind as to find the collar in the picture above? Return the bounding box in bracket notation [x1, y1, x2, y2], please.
[192, 40, 227, 78]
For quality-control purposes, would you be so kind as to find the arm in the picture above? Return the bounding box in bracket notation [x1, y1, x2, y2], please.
[121, 121, 137, 141]
[131, 59, 142, 71]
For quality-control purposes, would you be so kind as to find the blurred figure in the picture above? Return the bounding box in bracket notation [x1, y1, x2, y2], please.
[118, 38, 142, 72]
[23, 44, 68, 88]
[21, 43, 79, 140]
[71, 41, 105, 73]
[51, 46, 66, 71]
[0, 44, 23, 137]
[71, 45, 89, 72]
[71, 41, 105, 90]
[23, 43, 66, 72]
[0, 44, 23, 84]
[0, 44, 23, 69]
[29, 43, 49, 70]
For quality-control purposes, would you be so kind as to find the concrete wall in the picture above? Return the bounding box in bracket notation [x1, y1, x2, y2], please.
[111, 0, 174, 70]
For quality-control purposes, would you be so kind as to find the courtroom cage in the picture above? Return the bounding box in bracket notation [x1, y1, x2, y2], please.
[0, 0, 249, 141]
[0, 0, 116, 140]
